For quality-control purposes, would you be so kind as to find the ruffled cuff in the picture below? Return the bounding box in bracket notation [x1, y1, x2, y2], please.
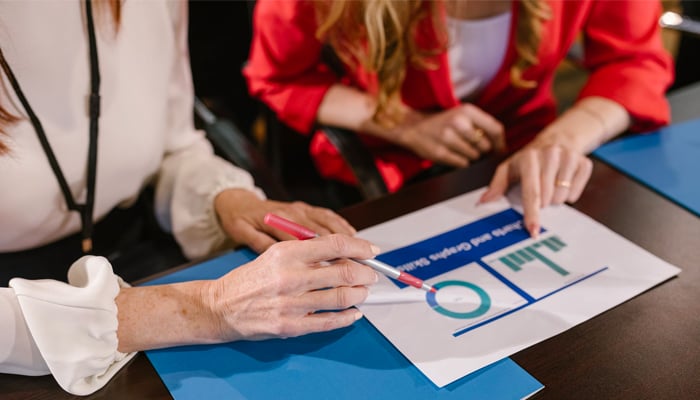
[170, 154, 265, 260]
[9, 256, 135, 395]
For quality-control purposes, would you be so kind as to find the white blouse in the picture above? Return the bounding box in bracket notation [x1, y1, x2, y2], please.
[447, 12, 512, 100]
[0, 0, 262, 394]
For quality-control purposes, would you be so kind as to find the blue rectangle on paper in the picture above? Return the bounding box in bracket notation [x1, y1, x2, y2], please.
[142, 249, 543, 400]
[377, 209, 533, 288]
[594, 117, 700, 217]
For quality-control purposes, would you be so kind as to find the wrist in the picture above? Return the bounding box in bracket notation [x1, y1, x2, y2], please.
[360, 105, 423, 146]
[530, 127, 586, 155]
[116, 281, 226, 352]
[199, 279, 229, 343]
[533, 110, 607, 155]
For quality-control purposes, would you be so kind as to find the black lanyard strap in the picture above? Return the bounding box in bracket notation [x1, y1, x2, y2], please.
[0, 0, 101, 253]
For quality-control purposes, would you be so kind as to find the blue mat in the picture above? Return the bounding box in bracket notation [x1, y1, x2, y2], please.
[594, 118, 700, 216]
[142, 250, 543, 400]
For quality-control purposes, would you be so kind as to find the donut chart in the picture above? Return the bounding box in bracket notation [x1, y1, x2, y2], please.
[425, 280, 491, 319]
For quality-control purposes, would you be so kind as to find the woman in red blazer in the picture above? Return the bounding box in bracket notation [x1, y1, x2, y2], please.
[245, 0, 673, 236]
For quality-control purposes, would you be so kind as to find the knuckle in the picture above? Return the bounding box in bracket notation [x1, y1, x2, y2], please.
[545, 144, 562, 157]
[267, 317, 285, 337]
[322, 318, 337, 332]
[262, 242, 284, 264]
[525, 184, 541, 202]
[434, 146, 448, 160]
[327, 233, 347, 254]
[452, 114, 471, 131]
[291, 201, 307, 209]
[438, 128, 453, 142]
[494, 120, 505, 135]
[337, 262, 357, 285]
[521, 147, 538, 160]
[335, 287, 354, 308]
[355, 286, 369, 302]
[582, 157, 593, 171]
[268, 270, 289, 293]
[320, 208, 337, 219]
[268, 241, 295, 262]
[516, 149, 534, 167]
[322, 315, 343, 332]
[444, 112, 459, 127]
[547, 143, 562, 151]
[536, 146, 556, 165]
[461, 103, 475, 114]
[275, 319, 296, 338]
[524, 148, 539, 163]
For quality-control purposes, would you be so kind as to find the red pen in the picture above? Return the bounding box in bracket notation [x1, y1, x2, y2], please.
[264, 213, 437, 293]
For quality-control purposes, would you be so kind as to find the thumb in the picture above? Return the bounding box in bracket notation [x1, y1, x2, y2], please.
[480, 161, 511, 203]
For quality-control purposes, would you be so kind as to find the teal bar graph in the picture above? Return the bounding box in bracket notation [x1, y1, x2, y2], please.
[499, 236, 569, 276]
[500, 256, 521, 271]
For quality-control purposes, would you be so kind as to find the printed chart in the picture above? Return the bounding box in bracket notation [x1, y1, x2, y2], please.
[357, 190, 680, 388]
[374, 209, 607, 337]
[421, 234, 607, 336]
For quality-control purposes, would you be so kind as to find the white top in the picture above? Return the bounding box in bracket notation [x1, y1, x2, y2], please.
[0, 1, 262, 394]
[447, 12, 512, 100]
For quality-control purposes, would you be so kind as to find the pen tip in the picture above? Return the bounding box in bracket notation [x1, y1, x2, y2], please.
[430, 287, 437, 293]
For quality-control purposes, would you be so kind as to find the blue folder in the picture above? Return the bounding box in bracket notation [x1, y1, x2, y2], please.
[143, 249, 543, 400]
[594, 117, 700, 216]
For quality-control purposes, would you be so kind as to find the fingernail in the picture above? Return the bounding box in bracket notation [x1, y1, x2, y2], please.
[529, 223, 540, 239]
[354, 311, 363, 321]
[480, 189, 496, 203]
[370, 244, 381, 255]
[374, 272, 380, 283]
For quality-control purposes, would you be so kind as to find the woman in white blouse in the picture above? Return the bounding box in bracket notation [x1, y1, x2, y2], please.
[0, 1, 379, 394]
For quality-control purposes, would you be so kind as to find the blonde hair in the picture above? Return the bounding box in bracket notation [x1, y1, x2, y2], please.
[0, 0, 121, 153]
[512, 0, 552, 89]
[315, 0, 551, 124]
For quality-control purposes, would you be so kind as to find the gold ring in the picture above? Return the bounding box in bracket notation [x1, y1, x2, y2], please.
[556, 180, 571, 188]
[471, 128, 485, 144]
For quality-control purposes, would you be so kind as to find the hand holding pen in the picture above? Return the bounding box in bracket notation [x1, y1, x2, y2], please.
[264, 213, 437, 293]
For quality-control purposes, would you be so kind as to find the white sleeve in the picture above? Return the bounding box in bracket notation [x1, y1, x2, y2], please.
[154, 0, 265, 260]
[1, 256, 135, 396]
[156, 141, 265, 260]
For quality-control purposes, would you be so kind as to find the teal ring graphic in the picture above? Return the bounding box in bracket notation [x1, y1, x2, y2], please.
[425, 280, 491, 319]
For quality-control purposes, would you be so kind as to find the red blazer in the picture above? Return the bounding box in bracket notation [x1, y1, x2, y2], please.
[245, 0, 673, 192]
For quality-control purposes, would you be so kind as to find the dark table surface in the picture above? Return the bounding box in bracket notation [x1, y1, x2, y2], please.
[4, 82, 700, 400]
[3, 154, 699, 400]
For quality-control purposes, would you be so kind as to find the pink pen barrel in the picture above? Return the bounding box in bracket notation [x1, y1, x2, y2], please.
[264, 213, 318, 240]
[397, 271, 423, 290]
[397, 271, 436, 293]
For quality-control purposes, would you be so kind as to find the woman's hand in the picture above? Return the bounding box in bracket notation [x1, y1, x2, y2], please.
[394, 104, 506, 168]
[203, 234, 380, 341]
[317, 85, 505, 167]
[478, 97, 630, 237]
[214, 189, 356, 253]
[479, 142, 593, 237]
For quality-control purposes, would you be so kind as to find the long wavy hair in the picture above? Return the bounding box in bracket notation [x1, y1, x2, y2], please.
[0, 0, 121, 153]
[315, 0, 551, 124]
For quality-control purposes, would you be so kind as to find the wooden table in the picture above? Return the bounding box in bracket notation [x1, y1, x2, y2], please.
[3, 154, 699, 399]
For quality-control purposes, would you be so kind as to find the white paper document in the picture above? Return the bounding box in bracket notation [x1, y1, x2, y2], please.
[357, 188, 681, 388]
